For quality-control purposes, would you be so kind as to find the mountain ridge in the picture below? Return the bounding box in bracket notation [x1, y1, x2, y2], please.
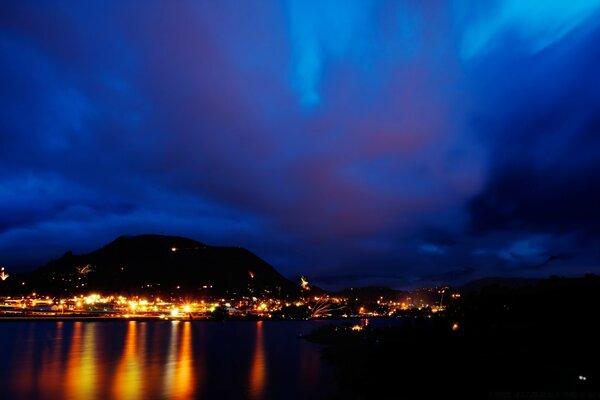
[4, 234, 300, 297]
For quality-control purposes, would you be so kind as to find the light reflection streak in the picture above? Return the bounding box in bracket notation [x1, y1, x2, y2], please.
[163, 321, 179, 393]
[65, 322, 99, 399]
[112, 321, 143, 400]
[3, 319, 339, 400]
[163, 321, 196, 398]
[176, 322, 195, 399]
[249, 320, 266, 400]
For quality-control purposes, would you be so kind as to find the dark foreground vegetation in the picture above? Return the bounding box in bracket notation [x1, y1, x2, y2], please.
[305, 275, 600, 400]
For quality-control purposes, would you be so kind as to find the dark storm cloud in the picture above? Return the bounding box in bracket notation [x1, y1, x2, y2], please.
[469, 161, 600, 236]
[467, 21, 600, 237]
[1, 1, 599, 287]
[511, 254, 572, 272]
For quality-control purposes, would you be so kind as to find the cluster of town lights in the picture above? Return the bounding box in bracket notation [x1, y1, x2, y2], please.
[1, 272, 460, 320]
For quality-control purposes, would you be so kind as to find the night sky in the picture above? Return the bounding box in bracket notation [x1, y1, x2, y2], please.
[1, 1, 600, 289]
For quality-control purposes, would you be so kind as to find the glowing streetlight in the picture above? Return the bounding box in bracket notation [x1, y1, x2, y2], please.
[300, 276, 310, 291]
[0, 267, 9, 281]
[77, 264, 93, 275]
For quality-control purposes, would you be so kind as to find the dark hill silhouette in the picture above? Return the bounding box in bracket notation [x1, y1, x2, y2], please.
[4, 234, 299, 297]
[459, 276, 540, 292]
[335, 286, 406, 302]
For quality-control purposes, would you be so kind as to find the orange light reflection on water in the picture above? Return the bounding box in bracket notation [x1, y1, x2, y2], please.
[248, 320, 266, 400]
[163, 321, 196, 399]
[112, 321, 143, 400]
[65, 322, 100, 400]
[7, 319, 307, 400]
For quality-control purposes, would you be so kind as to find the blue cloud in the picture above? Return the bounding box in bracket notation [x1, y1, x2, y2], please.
[462, 0, 600, 59]
[286, 0, 370, 105]
[0, 1, 599, 288]
[419, 243, 447, 255]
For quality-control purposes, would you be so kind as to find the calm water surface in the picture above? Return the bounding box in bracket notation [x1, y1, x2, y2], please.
[0, 319, 347, 399]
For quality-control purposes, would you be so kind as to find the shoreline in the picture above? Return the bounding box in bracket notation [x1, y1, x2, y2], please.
[0, 314, 195, 322]
[0, 314, 385, 323]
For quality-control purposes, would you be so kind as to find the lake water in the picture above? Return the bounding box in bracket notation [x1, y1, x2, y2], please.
[0, 319, 346, 399]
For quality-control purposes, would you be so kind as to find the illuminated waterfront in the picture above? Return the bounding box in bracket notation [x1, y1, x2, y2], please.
[0, 320, 340, 400]
[0, 283, 457, 321]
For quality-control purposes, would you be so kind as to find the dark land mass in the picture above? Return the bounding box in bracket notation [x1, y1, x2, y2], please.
[459, 276, 541, 292]
[0, 234, 300, 298]
[334, 286, 406, 303]
[306, 274, 600, 399]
